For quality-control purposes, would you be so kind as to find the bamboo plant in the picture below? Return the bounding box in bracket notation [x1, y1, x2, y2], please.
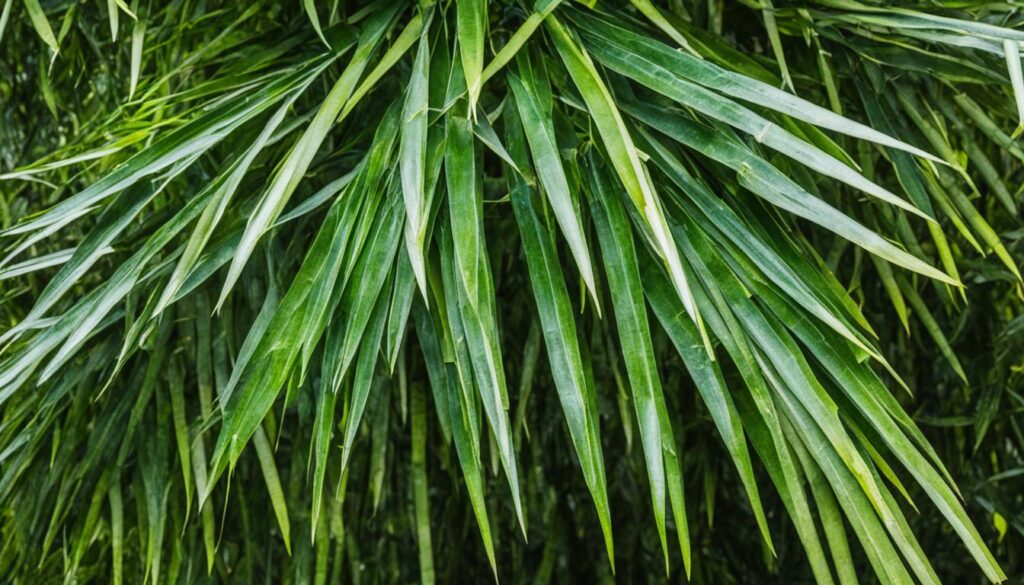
[0, 0, 1022, 582]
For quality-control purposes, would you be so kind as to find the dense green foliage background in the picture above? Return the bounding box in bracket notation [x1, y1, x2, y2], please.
[1, 0, 1022, 583]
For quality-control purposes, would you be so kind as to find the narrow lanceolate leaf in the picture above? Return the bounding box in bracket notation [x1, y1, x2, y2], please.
[409, 312, 448, 440]
[320, 116, 403, 392]
[303, 0, 329, 48]
[817, 0, 1024, 42]
[205, 195, 353, 498]
[3, 51, 350, 238]
[0, 247, 110, 281]
[438, 244, 501, 572]
[401, 24, 432, 302]
[309, 382, 338, 539]
[316, 186, 403, 532]
[335, 202, 404, 471]
[139, 385, 169, 585]
[546, 15, 710, 352]
[252, 426, 291, 553]
[636, 129, 884, 369]
[579, 28, 935, 223]
[154, 99, 295, 317]
[799, 442, 858, 585]
[386, 250, 418, 371]
[480, 0, 562, 85]
[761, 0, 794, 92]
[456, 0, 486, 114]
[445, 115, 483, 308]
[339, 12, 424, 121]
[758, 283, 1005, 582]
[128, 5, 146, 99]
[3, 173, 179, 347]
[587, 156, 689, 574]
[508, 67, 599, 308]
[691, 224, 946, 585]
[440, 218, 526, 537]
[167, 360, 193, 519]
[697, 279, 834, 584]
[24, 0, 59, 53]
[106, 0, 118, 41]
[338, 293, 390, 482]
[445, 364, 497, 574]
[643, 259, 775, 560]
[901, 279, 967, 382]
[0, 0, 13, 45]
[628, 0, 699, 57]
[507, 108, 613, 566]
[1003, 40, 1024, 135]
[627, 104, 957, 285]
[570, 9, 943, 163]
[216, 5, 399, 310]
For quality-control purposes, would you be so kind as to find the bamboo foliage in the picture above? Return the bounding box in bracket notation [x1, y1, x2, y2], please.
[0, 0, 1022, 582]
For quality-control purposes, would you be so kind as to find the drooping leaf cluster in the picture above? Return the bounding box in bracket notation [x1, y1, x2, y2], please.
[0, 0, 1022, 583]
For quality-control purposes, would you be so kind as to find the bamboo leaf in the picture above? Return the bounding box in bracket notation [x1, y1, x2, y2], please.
[507, 108, 613, 565]
[547, 14, 711, 352]
[23, 0, 58, 53]
[456, 0, 486, 114]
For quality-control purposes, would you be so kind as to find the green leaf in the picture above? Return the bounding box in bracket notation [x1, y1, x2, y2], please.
[508, 61, 599, 308]
[252, 426, 291, 553]
[643, 257, 775, 559]
[206, 193, 355, 499]
[627, 103, 956, 286]
[23, 0, 58, 53]
[456, 0, 486, 113]
[507, 108, 613, 566]
[480, 0, 562, 85]
[303, 0, 329, 48]
[587, 155, 690, 574]
[217, 6, 400, 310]
[154, 98, 298, 318]
[445, 114, 484, 308]
[4, 53, 348, 239]
[546, 14, 710, 352]
[440, 218, 526, 537]
[128, 3, 146, 99]
[401, 21, 433, 302]
[571, 9, 943, 163]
